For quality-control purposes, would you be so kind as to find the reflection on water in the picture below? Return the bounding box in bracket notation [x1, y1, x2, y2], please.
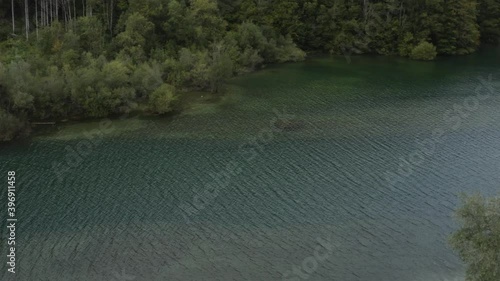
[1, 49, 499, 281]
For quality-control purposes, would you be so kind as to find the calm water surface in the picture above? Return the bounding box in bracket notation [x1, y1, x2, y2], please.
[1, 49, 499, 281]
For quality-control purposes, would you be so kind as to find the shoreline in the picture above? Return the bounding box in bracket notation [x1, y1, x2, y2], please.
[2, 46, 498, 144]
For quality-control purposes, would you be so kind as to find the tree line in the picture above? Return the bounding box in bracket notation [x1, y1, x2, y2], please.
[1, 0, 499, 141]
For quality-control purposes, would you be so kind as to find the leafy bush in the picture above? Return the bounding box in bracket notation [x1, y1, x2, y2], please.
[66, 58, 136, 117]
[410, 42, 437, 61]
[32, 66, 69, 119]
[148, 84, 177, 114]
[131, 62, 164, 97]
[273, 35, 306, 63]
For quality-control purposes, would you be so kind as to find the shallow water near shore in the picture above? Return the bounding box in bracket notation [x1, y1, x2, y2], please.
[1, 49, 499, 281]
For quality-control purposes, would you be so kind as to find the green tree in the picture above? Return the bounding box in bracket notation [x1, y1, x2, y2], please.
[115, 12, 154, 62]
[207, 41, 234, 93]
[0, 108, 26, 141]
[31, 66, 69, 119]
[74, 16, 106, 55]
[188, 0, 227, 46]
[67, 57, 135, 117]
[450, 194, 500, 281]
[131, 61, 164, 98]
[163, 0, 194, 49]
[477, 0, 500, 44]
[437, 0, 480, 55]
[2, 60, 35, 113]
[265, 0, 300, 38]
[398, 32, 415, 57]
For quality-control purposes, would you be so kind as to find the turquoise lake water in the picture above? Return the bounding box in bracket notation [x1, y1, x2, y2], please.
[1, 48, 499, 280]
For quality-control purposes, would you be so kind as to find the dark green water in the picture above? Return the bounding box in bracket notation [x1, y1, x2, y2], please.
[1, 49, 499, 281]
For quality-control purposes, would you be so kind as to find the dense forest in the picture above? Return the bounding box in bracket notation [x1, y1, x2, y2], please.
[0, 0, 499, 141]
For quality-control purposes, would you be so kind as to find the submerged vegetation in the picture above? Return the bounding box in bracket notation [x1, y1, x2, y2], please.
[0, 0, 499, 141]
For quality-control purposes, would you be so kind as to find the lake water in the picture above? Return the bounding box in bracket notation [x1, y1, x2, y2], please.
[1, 49, 499, 281]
